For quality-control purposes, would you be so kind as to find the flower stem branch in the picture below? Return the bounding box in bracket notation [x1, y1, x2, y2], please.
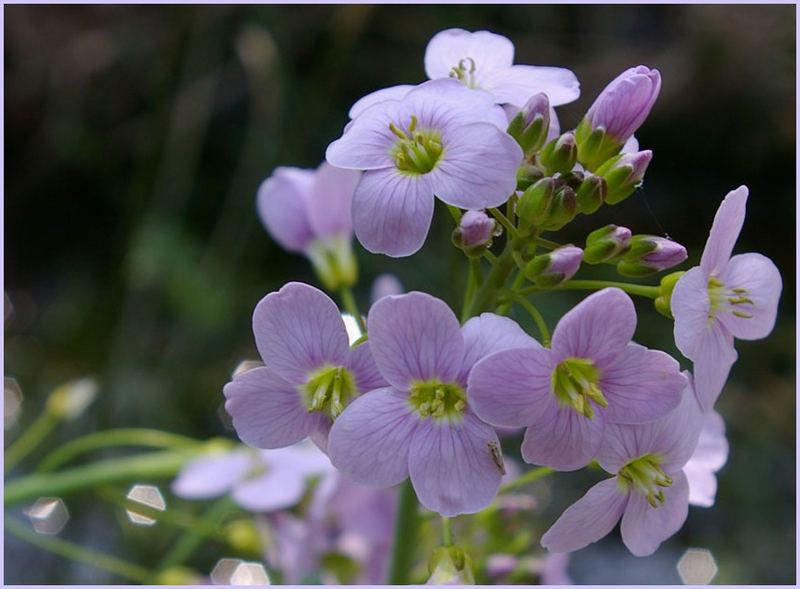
[517, 279, 660, 299]
[388, 480, 420, 584]
[339, 287, 368, 334]
[441, 516, 453, 546]
[5, 411, 61, 473]
[499, 466, 554, 494]
[502, 291, 551, 346]
[36, 429, 202, 473]
[5, 517, 152, 583]
[489, 207, 518, 239]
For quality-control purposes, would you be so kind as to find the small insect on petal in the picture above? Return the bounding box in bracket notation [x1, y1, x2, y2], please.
[487, 441, 506, 475]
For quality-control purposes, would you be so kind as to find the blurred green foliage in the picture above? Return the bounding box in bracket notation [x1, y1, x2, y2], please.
[5, 4, 795, 584]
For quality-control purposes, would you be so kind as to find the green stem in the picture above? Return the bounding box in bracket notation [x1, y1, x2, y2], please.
[388, 480, 420, 584]
[339, 287, 367, 334]
[503, 291, 551, 346]
[37, 429, 201, 473]
[460, 258, 482, 323]
[157, 497, 235, 572]
[499, 466, 554, 494]
[466, 245, 517, 318]
[441, 516, 453, 547]
[5, 517, 152, 583]
[496, 271, 525, 316]
[5, 411, 60, 473]
[5, 446, 213, 506]
[517, 279, 660, 299]
[446, 204, 463, 224]
[532, 236, 562, 250]
[488, 207, 518, 239]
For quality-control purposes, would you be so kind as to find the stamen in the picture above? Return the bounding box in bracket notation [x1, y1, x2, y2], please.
[552, 357, 607, 419]
[301, 365, 357, 419]
[618, 454, 673, 508]
[707, 277, 756, 322]
[409, 379, 467, 421]
[389, 116, 444, 175]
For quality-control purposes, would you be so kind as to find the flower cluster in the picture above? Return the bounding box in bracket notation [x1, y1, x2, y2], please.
[221, 26, 781, 582]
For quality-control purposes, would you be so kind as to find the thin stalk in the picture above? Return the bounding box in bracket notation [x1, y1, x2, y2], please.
[5, 412, 60, 473]
[532, 236, 562, 250]
[37, 429, 201, 472]
[503, 291, 551, 346]
[517, 279, 660, 299]
[5, 447, 208, 507]
[388, 480, 420, 584]
[446, 204, 462, 224]
[339, 287, 367, 334]
[157, 497, 234, 572]
[466, 245, 517, 318]
[5, 517, 152, 583]
[460, 258, 482, 323]
[441, 516, 453, 546]
[499, 466, 554, 494]
[496, 272, 526, 316]
[488, 207, 518, 239]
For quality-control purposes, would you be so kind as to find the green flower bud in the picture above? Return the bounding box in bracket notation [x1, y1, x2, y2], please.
[576, 174, 607, 214]
[541, 186, 577, 231]
[583, 224, 632, 264]
[516, 164, 544, 191]
[524, 245, 583, 287]
[516, 178, 555, 230]
[306, 236, 358, 291]
[539, 132, 578, 175]
[507, 93, 551, 157]
[574, 117, 624, 172]
[427, 546, 475, 585]
[595, 150, 653, 205]
[617, 235, 687, 277]
[655, 271, 686, 319]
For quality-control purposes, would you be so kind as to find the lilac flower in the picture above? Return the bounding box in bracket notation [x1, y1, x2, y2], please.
[684, 410, 729, 507]
[584, 66, 661, 144]
[257, 162, 361, 289]
[327, 79, 523, 257]
[672, 186, 782, 410]
[348, 29, 579, 118]
[224, 282, 387, 453]
[172, 442, 332, 512]
[541, 377, 704, 556]
[617, 235, 687, 277]
[468, 288, 686, 471]
[328, 292, 538, 516]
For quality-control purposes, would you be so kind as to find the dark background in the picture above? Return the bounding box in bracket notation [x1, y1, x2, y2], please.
[5, 4, 795, 584]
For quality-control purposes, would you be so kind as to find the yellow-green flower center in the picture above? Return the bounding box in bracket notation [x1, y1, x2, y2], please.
[409, 379, 466, 421]
[618, 453, 673, 508]
[449, 57, 478, 88]
[707, 276, 754, 321]
[551, 357, 608, 419]
[389, 115, 444, 175]
[302, 364, 357, 419]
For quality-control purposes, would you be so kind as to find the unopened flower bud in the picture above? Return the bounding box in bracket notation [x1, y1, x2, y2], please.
[583, 224, 632, 264]
[617, 235, 687, 277]
[524, 245, 583, 287]
[654, 271, 685, 319]
[595, 150, 652, 205]
[306, 236, 358, 291]
[539, 132, 578, 175]
[516, 178, 555, 230]
[541, 186, 577, 231]
[576, 174, 607, 214]
[575, 66, 661, 170]
[452, 210, 499, 257]
[224, 519, 263, 554]
[46, 378, 98, 420]
[516, 164, 544, 191]
[427, 546, 475, 585]
[507, 93, 551, 156]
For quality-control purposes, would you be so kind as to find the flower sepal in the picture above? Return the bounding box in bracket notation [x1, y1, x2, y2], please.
[306, 236, 358, 291]
[617, 235, 687, 277]
[507, 93, 551, 157]
[539, 132, 578, 176]
[654, 271, 685, 319]
[574, 118, 623, 172]
[427, 546, 476, 585]
[583, 224, 631, 264]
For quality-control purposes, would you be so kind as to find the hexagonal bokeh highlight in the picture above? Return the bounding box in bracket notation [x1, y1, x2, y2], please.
[211, 559, 243, 585]
[26, 497, 69, 534]
[126, 484, 166, 525]
[230, 562, 270, 585]
[678, 547, 718, 584]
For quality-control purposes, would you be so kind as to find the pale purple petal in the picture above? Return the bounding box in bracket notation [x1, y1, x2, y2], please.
[424, 28, 514, 81]
[685, 410, 728, 507]
[349, 84, 414, 119]
[620, 471, 689, 556]
[468, 347, 552, 427]
[481, 65, 580, 107]
[408, 412, 503, 516]
[253, 282, 350, 383]
[352, 168, 435, 257]
[459, 312, 542, 383]
[541, 552, 573, 585]
[598, 378, 703, 474]
[367, 292, 464, 388]
[521, 400, 606, 471]
[171, 450, 252, 499]
[308, 419, 332, 454]
[699, 186, 748, 276]
[719, 253, 782, 340]
[260, 443, 334, 478]
[402, 78, 509, 130]
[600, 343, 685, 424]
[431, 122, 523, 209]
[551, 288, 636, 367]
[548, 106, 561, 142]
[306, 162, 360, 239]
[672, 266, 711, 359]
[326, 101, 401, 170]
[224, 367, 321, 449]
[541, 478, 628, 553]
[692, 321, 737, 412]
[621, 135, 639, 153]
[256, 167, 315, 253]
[347, 341, 389, 394]
[232, 468, 306, 512]
[328, 387, 418, 486]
